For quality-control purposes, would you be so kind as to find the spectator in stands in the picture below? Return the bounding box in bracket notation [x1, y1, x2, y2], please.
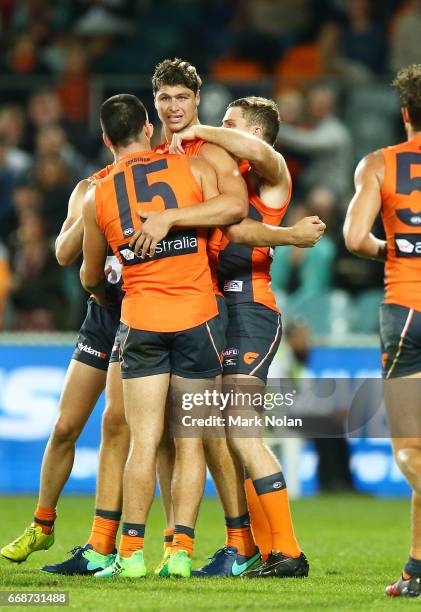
[13, 184, 42, 219]
[306, 186, 338, 238]
[25, 90, 63, 153]
[4, 33, 49, 76]
[10, 209, 66, 331]
[55, 43, 90, 124]
[0, 105, 32, 175]
[319, 0, 388, 80]
[35, 124, 88, 181]
[231, 0, 313, 68]
[33, 154, 75, 238]
[275, 89, 308, 194]
[277, 84, 353, 201]
[390, 0, 421, 71]
[0, 136, 19, 240]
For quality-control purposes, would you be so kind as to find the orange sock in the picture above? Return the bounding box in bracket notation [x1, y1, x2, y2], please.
[163, 528, 174, 551]
[225, 513, 256, 557]
[172, 525, 194, 558]
[33, 505, 56, 534]
[119, 523, 145, 558]
[86, 509, 121, 555]
[253, 472, 301, 558]
[244, 477, 272, 560]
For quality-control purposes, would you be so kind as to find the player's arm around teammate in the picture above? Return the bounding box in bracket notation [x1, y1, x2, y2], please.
[170, 121, 325, 248]
[128, 146, 248, 258]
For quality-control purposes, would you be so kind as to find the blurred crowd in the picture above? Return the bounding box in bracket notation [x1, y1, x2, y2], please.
[0, 0, 420, 332]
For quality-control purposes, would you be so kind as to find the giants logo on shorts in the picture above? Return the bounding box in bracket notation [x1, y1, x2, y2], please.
[118, 230, 198, 266]
[395, 233, 421, 257]
[244, 352, 260, 365]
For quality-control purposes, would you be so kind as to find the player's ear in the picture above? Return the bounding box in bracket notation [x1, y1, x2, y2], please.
[254, 125, 263, 139]
[402, 107, 410, 125]
[195, 90, 200, 107]
[144, 121, 154, 140]
[102, 132, 113, 151]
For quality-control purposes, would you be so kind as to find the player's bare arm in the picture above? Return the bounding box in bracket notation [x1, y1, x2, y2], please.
[80, 185, 108, 305]
[343, 150, 387, 261]
[171, 122, 325, 244]
[55, 179, 90, 266]
[224, 215, 326, 248]
[171, 124, 290, 198]
[129, 147, 248, 257]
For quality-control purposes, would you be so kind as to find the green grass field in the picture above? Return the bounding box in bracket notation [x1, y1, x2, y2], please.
[0, 495, 414, 610]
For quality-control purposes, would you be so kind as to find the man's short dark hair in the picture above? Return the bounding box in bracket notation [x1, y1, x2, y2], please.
[100, 94, 148, 147]
[393, 64, 421, 131]
[227, 96, 280, 145]
[152, 58, 202, 95]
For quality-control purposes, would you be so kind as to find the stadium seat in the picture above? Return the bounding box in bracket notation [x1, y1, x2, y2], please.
[344, 85, 400, 161]
[350, 289, 383, 334]
[210, 57, 265, 81]
[276, 290, 352, 335]
[273, 43, 324, 90]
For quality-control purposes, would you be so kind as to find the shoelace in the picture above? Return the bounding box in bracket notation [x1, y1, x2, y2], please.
[19, 527, 37, 547]
[67, 546, 84, 557]
[207, 547, 232, 562]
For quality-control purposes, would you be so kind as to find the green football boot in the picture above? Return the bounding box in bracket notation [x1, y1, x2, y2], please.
[94, 550, 147, 579]
[1, 524, 54, 563]
[168, 550, 192, 578]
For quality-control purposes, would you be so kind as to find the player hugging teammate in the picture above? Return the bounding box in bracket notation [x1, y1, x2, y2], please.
[1, 59, 324, 579]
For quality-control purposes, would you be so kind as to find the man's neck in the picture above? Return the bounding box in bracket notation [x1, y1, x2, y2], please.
[114, 141, 152, 162]
[407, 125, 421, 140]
[164, 117, 200, 143]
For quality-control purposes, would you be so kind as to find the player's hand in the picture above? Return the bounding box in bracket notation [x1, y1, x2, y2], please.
[169, 126, 198, 154]
[290, 216, 326, 248]
[129, 211, 173, 258]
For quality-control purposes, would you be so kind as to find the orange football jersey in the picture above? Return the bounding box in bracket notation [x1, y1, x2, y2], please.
[215, 160, 291, 312]
[381, 135, 421, 310]
[95, 150, 217, 332]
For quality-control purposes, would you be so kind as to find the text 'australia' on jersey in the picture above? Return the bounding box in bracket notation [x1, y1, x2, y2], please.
[95, 151, 217, 332]
[381, 135, 421, 310]
[216, 161, 291, 312]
